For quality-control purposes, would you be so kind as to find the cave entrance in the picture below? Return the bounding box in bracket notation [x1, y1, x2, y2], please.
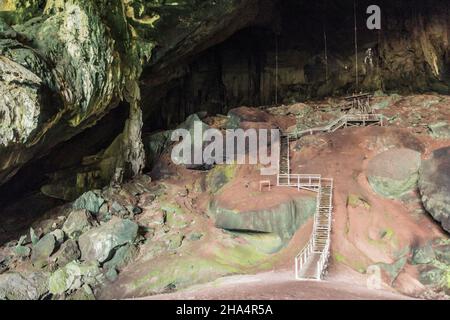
[0, 102, 130, 245]
[140, 0, 383, 132]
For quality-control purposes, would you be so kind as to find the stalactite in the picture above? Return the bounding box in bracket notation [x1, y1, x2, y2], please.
[119, 76, 146, 182]
[123, 99, 146, 178]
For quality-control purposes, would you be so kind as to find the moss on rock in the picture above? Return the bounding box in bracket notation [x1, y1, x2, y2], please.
[419, 147, 450, 233]
[367, 148, 421, 199]
[209, 196, 316, 243]
[129, 241, 271, 296]
[205, 164, 237, 194]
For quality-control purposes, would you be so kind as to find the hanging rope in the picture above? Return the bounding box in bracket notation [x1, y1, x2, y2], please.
[275, 33, 279, 105]
[354, 0, 359, 92]
[377, 27, 381, 87]
[323, 0, 329, 83]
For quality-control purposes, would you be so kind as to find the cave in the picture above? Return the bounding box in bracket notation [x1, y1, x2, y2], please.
[140, 0, 450, 130]
[1, 0, 449, 242]
[1, 0, 449, 238]
[0, 0, 450, 301]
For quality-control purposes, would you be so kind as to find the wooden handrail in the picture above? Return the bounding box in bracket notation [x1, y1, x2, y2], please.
[279, 111, 381, 280]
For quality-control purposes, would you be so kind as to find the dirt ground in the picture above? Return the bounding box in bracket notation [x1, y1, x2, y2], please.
[4, 94, 449, 300]
[142, 269, 412, 300]
[127, 94, 450, 300]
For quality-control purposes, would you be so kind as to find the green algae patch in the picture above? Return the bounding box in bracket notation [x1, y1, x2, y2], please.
[333, 252, 367, 273]
[368, 174, 419, 199]
[347, 194, 371, 210]
[367, 149, 421, 199]
[129, 241, 271, 296]
[380, 228, 395, 241]
[161, 202, 184, 216]
[205, 164, 237, 194]
[210, 196, 316, 243]
[229, 232, 284, 254]
[334, 252, 346, 263]
[160, 201, 190, 228]
[212, 242, 272, 269]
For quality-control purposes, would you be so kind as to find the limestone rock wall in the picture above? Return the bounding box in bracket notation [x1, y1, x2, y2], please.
[1, 0, 449, 207]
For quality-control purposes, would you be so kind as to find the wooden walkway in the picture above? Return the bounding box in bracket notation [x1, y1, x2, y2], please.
[276, 113, 383, 280]
[291, 113, 384, 140]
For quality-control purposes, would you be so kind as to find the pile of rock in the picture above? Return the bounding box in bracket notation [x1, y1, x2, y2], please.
[0, 187, 141, 300]
[0, 173, 202, 300]
[411, 240, 450, 295]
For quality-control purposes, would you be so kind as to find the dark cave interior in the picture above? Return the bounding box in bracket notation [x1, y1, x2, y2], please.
[0, 0, 449, 244]
[141, 0, 450, 131]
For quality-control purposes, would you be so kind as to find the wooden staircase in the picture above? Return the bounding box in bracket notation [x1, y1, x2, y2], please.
[279, 135, 290, 175]
[275, 113, 383, 280]
[291, 113, 384, 139]
[276, 139, 334, 280]
[293, 178, 334, 280]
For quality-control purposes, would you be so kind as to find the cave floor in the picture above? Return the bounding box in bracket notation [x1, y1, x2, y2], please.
[2, 93, 450, 300]
[140, 269, 413, 300]
[103, 93, 450, 299]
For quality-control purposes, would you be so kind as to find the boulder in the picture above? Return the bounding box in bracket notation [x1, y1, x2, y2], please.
[67, 284, 96, 300]
[428, 122, 450, 139]
[227, 107, 272, 129]
[103, 243, 137, 275]
[31, 234, 56, 267]
[73, 191, 105, 214]
[78, 218, 138, 263]
[53, 239, 81, 268]
[367, 148, 421, 199]
[50, 229, 65, 246]
[14, 235, 31, 257]
[210, 196, 316, 243]
[178, 113, 210, 133]
[286, 103, 311, 116]
[205, 164, 237, 194]
[164, 210, 189, 229]
[30, 228, 40, 245]
[14, 245, 31, 258]
[62, 209, 93, 239]
[188, 232, 204, 241]
[419, 267, 446, 286]
[411, 245, 436, 265]
[435, 245, 450, 264]
[166, 233, 185, 250]
[143, 130, 173, 168]
[48, 261, 102, 295]
[347, 194, 371, 209]
[105, 268, 119, 282]
[0, 272, 49, 300]
[418, 147, 450, 233]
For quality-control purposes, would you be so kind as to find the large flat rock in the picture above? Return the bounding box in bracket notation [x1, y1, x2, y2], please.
[419, 147, 450, 233]
[367, 148, 421, 199]
[209, 195, 316, 242]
